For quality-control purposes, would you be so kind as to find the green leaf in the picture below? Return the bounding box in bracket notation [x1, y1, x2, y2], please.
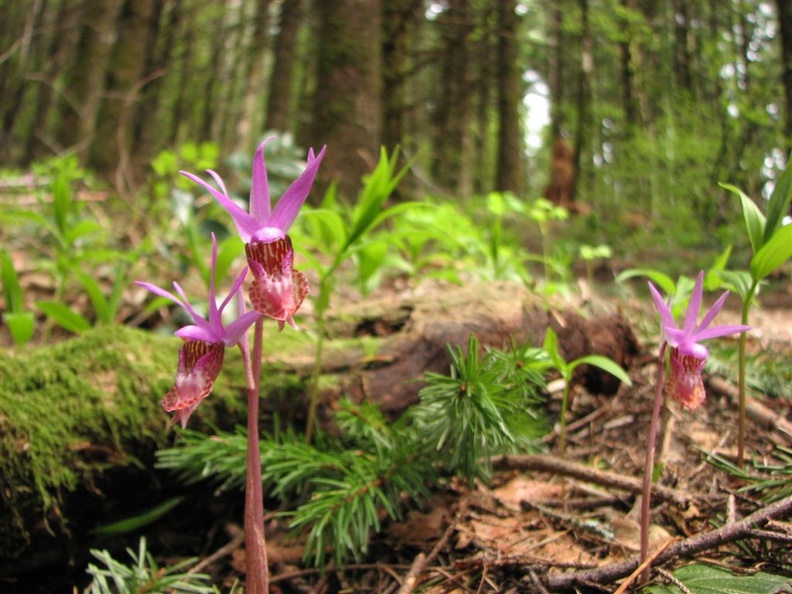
[750, 223, 792, 281]
[3, 312, 35, 347]
[705, 245, 732, 291]
[541, 328, 566, 371]
[568, 355, 632, 386]
[63, 220, 103, 245]
[91, 497, 185, 536]
[763, 164, 791, 244]
[356, 239, 388, 296]
[644, 563, 792, 594]
[74, 269, 109, 322]
[721, 182, 766, 253]
[215, 234, 244, 286]
[717, 270, 755, 302]
[615, 268, 676, 295]
[1, 251, 25, 313]
[35, 301, 91, 333]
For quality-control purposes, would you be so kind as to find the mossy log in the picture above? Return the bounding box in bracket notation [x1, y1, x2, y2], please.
[0, 281, 639, 563]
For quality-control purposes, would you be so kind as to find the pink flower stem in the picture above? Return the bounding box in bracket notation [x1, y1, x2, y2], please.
[240, 317, 268, 594]
[640, 341, 667, 586]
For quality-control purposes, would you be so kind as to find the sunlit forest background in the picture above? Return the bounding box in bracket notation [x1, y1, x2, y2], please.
[2, 0, 789, 216]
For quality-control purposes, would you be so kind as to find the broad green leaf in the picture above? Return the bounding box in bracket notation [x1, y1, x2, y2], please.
[91, 497, 185, 536]
[73, 270, 109, 321]
[717, 270, 755, 302]
[1, 251, 25, 313]
[763, 164, 791, 244]
[645, 563, 792, 594]
[568, 355, 632, 386]
[214, 234, 244, 287]
[51, 174, 72, 234]
[63, 220, 103, 245]
[615, 268, 676, 296]
[750, 223, 792, 281]
[721, 182, 766, 253]
[541, 328, 566, 371]
[356, 239, 389, 295]
[36, 301, 91, 333]
[3, 312, 35, 347]
[704, 245, 732, 291]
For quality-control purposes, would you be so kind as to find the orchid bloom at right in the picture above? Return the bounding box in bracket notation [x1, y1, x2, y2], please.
[648, 271, 751, 409]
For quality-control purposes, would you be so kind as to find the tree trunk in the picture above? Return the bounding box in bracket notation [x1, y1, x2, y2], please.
[312, 0, 383, 200]
[571, 0, 592, 203]
[55, 0, 123, 161]
[776, 0, 792, 157]
[88, 0, 157, 180]
[495, 0, 524, 195]
[266, 0, 302, 134]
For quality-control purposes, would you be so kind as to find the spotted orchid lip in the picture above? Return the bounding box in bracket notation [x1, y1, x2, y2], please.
[245, 237, 309, 331]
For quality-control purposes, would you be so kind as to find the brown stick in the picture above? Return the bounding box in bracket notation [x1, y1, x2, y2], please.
[492, 454, 693, 506]
[544, 496, 792, 591]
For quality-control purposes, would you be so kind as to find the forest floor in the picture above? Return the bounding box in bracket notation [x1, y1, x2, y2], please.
[140, 279, 792, 594]
[2, 260, 791, 593]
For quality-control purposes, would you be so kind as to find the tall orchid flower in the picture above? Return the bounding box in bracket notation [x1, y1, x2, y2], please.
[639, 270, 750, 584]
[648, 271, 751, 409]
[136, 234, 261, 427]
[181, 137, 326, 330]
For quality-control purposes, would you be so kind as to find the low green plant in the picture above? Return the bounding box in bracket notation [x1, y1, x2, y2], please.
[719, 164, 792, 466]
[291, 147, 418, 442]
[84, 537, 215, 594]
[541, 328, 632, 455]
[156, 334, 549, 568]
[644, 563, 791, 594]
[1, 251, 35, 346]
[699, 445, 792, 504]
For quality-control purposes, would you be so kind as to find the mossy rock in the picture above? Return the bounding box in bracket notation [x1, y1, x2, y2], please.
[0, 325, 309, 560]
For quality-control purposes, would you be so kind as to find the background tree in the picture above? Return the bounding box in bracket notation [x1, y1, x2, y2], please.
[311, 0, 383, 199]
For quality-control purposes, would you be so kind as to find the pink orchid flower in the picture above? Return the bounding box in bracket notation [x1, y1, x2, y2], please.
[648, 271, 750, 409]
[180, 137, 325, 330]
[136, 234, 261, 427]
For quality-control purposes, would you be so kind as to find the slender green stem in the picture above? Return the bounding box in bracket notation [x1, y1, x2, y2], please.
[737, 283, 756, 468]
[559, 379, 571, 455]
[241, 318, 268, 594]
[640, 341, 667, 586]
[305, 272, 335, 444]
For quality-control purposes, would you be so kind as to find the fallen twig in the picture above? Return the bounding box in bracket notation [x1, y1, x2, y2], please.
[493, 454, 694, 506]
[395, 501, 466, 594]
[706, 376, 792, 443]
[543, 495, 792, 591]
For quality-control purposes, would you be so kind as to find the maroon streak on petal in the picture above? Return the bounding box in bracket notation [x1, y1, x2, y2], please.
[162, 340, 225, 427]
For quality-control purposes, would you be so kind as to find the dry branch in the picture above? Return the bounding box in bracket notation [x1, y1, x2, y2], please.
[543, 496, 792, 591]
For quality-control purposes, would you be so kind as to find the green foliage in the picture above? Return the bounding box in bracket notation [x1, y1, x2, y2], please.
[157, 334, 549, 568]
[644, 563, 792, 594]
[542, 328, 632, 454]
[411, 334, 548, 482]
[699, 445, 792, 504]
[91, 497, 185, 536]
[1, 251, 35, 346]
[84, 537, 214, 594]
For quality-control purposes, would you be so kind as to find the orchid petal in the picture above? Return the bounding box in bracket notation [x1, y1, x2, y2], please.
[676, 340, 709, 359]
[682, 272, 704, 334]
[180, 170, 259, 242]
[135, 281, 186, 310]
[648, 282, 676, 330]
[269, 145, 326, 233]
[218, 266, 249, 314]
[250, 137, 275, 222]
[175, 325, 220, 343]
[692, 324, 752, 343]
[697, 291, 729, 332]
[171, 281, 208, 327]
[223, 310, 262, 345]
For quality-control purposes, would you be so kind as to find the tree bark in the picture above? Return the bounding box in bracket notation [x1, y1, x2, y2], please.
[312, 0, 383, 200]
[571, 0, 592, 203]
[495, 0, 524, 195]
[777, 0, 792, 157]
[89, 0, 157, 177]
[266, 0, 302, 134]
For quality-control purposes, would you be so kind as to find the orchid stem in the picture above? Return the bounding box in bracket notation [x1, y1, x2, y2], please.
[241, 318, 268, 594]
[640, 341, 667, 586]
[559, 380, 571, 456]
